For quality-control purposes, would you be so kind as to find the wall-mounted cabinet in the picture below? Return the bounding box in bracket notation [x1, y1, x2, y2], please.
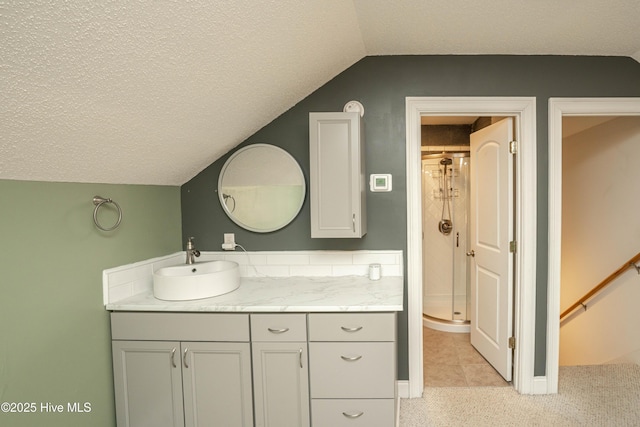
[309, 112, 366, 238]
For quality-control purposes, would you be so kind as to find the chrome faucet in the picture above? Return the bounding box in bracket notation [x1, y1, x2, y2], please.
[185, 237, 201, 265]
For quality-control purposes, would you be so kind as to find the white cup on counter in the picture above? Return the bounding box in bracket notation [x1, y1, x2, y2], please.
[369, 263, 381, 280]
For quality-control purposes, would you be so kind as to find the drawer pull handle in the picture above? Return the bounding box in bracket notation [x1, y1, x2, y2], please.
[341, 355, 362, 362]
[268, 327, 290, 334]
[183, 347, 189, 368]
[340, 326, 363, 332]
[299, 348, 303, 369]
[170, 348, 177, 368]
[343, 411, 364, 419]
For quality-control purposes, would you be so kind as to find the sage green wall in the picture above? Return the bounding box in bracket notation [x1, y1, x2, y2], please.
[0, 180, 181, 427]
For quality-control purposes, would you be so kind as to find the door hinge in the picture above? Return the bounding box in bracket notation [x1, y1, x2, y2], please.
[508, 336, 516, 349]
[509, 241, 517, 253]
[509, 140, 518, 154]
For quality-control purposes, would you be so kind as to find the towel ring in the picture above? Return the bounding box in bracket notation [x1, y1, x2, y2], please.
[93, 196, 122, 231]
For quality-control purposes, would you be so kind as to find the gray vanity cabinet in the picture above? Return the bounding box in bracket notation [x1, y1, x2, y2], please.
[308, 313, 397, 427]
[111, 313, 253, 427]
[250, 314, 310, 427]
[111, 340, 185, 427]
[309, 112, 366, 238]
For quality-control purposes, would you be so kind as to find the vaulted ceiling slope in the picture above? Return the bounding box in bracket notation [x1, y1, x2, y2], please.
[2, 0, 639, 185]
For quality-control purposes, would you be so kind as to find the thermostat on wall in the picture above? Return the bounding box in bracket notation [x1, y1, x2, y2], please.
[370, 174, 392, 192]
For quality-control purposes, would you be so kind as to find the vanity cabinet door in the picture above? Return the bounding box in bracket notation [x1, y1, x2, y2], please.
[252, 342, 310, 427]
[112, 341, 185, 427]
[309, 112, 366, 238]
[182, 342, 253, 427]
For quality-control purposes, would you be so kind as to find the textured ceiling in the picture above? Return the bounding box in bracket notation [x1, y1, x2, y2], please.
[2, 0, 639, 185]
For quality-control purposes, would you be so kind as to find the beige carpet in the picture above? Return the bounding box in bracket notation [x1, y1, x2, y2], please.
[400, 364, 640, 426]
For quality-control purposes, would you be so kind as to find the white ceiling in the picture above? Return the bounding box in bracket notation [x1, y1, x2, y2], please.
[2, 0, 639, 186]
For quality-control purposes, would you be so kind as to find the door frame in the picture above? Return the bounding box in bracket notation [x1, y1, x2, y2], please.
[405, 97, 537, 397]
[547, 97, 640, 394]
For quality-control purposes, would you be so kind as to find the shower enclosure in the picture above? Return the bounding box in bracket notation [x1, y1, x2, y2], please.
[422, 153, 471, 329]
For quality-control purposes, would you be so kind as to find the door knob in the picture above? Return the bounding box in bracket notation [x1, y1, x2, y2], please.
[466, 250, 475, 257]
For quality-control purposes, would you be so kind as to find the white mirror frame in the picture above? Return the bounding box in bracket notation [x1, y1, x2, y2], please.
[218, 144, 306, 233]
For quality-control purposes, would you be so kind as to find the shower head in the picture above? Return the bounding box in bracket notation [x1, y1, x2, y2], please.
[440, 158, 453, 165]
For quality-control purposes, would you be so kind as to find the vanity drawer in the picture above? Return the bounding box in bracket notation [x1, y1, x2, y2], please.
[250, 314, 307, 341]
[311, 399, 395, 427]
[308, 313, 396, 341]
[309, 342, 395, 398]
[110, 312, 249, 342]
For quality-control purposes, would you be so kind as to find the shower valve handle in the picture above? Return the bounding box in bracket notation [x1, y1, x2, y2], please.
[466, 250, 475, 257]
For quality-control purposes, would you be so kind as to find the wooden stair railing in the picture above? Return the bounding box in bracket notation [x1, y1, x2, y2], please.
[560, 252, 640, 321]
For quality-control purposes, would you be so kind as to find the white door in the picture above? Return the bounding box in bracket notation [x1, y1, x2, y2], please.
[469, 118, 514, 381]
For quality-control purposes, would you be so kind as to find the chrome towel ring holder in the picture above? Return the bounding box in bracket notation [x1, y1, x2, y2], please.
[93, 196, 122, 231]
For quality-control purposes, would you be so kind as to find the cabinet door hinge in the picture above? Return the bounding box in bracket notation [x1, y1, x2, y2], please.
[509, 241, 517, 253]
[509, 140, 518, 154]
[508, 336, 516, 349]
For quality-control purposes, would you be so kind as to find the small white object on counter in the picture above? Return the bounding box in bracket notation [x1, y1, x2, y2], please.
[369, 263, 381, 280]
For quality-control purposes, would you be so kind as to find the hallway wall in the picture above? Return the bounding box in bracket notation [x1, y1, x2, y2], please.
[560, 116, 640, 365]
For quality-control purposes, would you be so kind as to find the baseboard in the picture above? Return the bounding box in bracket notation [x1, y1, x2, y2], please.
[397, 380, 410, 399]
[532, 376, 550, 395]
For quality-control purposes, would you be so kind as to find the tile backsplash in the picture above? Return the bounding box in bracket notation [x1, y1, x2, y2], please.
[103, 250, 403, 305]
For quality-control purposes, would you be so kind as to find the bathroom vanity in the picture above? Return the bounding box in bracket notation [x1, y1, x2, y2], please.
[107, 275, 403, 427]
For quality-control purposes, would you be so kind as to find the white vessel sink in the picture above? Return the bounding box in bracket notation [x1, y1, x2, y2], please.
[153, 260, 240, 301]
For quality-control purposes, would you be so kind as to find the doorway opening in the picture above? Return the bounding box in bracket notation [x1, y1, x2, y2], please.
[405, 97, 537, 398]
[421, 116, 516, 386]
[547, 97, 640, 394]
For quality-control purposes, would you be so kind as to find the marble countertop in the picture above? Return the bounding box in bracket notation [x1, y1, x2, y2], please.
[106, 275, 403, 312]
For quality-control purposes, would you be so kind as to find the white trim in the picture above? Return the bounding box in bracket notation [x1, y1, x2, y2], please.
[547, 97, 640, 394]
[532, 376, 549, 395]
[396, 380, 409, 398]
[406, 97, 537, 397]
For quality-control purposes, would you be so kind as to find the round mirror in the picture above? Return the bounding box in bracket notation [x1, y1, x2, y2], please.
[218, 144, 306, 233]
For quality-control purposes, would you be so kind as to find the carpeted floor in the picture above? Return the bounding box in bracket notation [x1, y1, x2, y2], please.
[400, 363, 640, 426]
